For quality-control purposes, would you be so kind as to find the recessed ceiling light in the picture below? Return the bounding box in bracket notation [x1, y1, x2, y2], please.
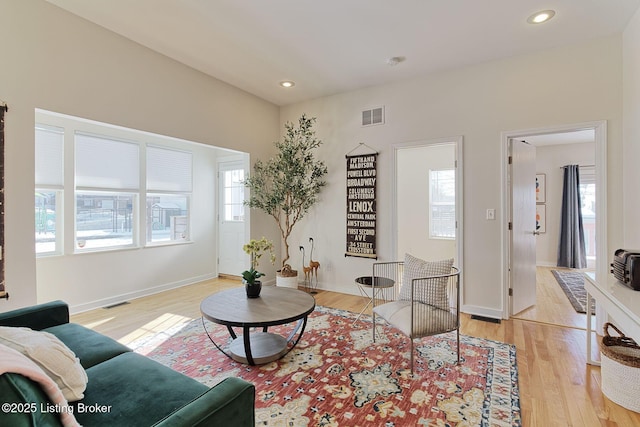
[279, 81, 295, 88]
[527, 10, 556, 24]
[386, 56, 406, 66]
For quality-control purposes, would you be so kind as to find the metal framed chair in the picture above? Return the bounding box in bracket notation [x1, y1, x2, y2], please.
[372, 260, 460, 374]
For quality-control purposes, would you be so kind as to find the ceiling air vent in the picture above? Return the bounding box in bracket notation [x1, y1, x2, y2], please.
[362, 106, 384, 127]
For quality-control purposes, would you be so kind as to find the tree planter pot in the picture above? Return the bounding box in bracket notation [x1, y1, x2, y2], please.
[276, 270, 298, 288]
[244, 280, 262, 298]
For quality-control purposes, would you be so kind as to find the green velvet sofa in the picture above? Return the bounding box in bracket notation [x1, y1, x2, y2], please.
[0, 300, 255, 426]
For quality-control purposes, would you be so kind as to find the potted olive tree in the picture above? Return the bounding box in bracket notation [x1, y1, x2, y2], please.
[244, 114, 328, 288]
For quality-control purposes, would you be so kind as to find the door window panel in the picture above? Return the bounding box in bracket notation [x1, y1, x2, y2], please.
[223, 169, 245, 222]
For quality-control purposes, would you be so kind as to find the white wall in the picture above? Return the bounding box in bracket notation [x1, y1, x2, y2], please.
[396, 144, 456, 262]
[1, 1, 634, 318]
[534, 142, 595, 266]
[623, 7, 640, 248]
[0, 0, 280, 312]
[35, 133, 227, 311]
[280, 36, 624, 318]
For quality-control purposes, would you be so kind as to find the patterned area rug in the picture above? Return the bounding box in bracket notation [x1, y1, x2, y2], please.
[551, 270, 595, 314]
[131, 306, 521, 426]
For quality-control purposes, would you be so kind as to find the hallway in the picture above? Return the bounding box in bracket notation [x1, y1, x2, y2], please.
[513, 266, 595, 330]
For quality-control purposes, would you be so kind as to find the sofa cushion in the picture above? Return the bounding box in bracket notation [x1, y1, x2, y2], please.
[373, 300, 457, 337]
[0, 326, 88, 402]
[74, 351, 209, 427]
[399, 254, 454, 310]
[44, 323, 131, 369]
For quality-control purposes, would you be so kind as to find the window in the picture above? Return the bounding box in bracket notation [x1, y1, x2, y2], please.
[429, 169, 456, 239]
[579, 169, 596, 258]
[75, 132, 139, 251]
[35, 125, 64, 255]
[146, 146, 192, 244]
[76, 192, 135, 250]
[222, 168, 245, 221]
[35, 110, 196, 254]
[35, 190, 60, 254]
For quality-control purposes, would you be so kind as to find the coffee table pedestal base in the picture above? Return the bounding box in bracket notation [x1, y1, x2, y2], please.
[229, 333, 288, 365]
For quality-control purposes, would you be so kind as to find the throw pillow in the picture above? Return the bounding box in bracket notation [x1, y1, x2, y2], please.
[0, 326, 88, 401]
[399, 253, 454, 310]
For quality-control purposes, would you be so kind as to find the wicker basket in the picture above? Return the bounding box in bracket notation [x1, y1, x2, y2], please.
[601, 322, 640, 412]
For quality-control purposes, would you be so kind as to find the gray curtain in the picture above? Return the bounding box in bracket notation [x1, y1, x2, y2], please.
[557, 165, 587, 268]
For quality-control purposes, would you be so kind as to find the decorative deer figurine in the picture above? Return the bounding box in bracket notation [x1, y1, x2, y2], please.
[309, 237, 320, 284]
[300, 246, 312, 284]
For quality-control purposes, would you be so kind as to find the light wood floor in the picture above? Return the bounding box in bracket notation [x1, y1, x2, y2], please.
[71, 277, 640, 427]
[513, 266, 596, 330]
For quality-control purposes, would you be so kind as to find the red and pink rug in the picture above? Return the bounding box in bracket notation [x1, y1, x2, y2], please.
[132, 306, 521, 426]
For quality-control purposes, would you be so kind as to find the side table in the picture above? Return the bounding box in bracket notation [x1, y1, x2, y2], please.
[352, 276, 395, 325]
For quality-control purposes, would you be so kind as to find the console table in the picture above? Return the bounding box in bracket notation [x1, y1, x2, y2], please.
[584, 272, 640, 366]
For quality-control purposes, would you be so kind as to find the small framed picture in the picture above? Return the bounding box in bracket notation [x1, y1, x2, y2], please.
[536, 174, 546, 203]
[536, 204, 546, 233]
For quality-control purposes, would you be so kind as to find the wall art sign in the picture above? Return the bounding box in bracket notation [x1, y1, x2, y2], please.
[345, 153, 377, 258]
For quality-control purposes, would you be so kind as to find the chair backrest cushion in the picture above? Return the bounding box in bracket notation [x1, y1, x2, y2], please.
[399, 254, 454, 310]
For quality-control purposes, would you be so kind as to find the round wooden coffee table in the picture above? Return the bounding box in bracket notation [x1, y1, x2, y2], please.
[200, 286, 316, 365]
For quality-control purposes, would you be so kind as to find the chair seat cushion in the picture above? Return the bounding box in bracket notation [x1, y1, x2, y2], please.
[374, 301, 457, 338]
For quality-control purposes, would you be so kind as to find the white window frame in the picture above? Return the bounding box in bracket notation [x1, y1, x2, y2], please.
[220, 166, 245, 223]
[35, 109, 195, 255]
[145, 145, 193, 246]
[579, 167, 596, 259]
[145, 193, 192, 245]
[74, 131, 140, 252]
[75, 190, 138, 251]
[35, 189, 64, 256]
[429, 168, 456, 240]
[35, 124, 64, 256]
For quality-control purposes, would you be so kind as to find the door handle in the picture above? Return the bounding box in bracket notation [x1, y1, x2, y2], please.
[533, 231, 540, 235]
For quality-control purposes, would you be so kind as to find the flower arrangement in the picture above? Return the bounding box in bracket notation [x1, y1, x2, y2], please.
[242, 237, 276, 285]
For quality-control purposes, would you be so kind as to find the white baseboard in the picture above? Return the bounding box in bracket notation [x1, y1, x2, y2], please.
[302, 280, 360, 297]
[69, 273, 218, 315]
[536, 261, 557, 267]
[461, 304, 504, 320]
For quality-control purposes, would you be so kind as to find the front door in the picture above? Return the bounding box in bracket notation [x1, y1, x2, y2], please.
[218, 161, 247, 276]
[510, 139, 537, 315]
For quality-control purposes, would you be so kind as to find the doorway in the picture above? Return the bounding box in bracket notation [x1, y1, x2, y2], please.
[501, 121, 607, 324]
[217, 156, 250, 276]
[393, 137, 464, 282]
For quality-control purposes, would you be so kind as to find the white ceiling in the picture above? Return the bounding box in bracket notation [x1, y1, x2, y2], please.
[47, 0, 640, 106]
